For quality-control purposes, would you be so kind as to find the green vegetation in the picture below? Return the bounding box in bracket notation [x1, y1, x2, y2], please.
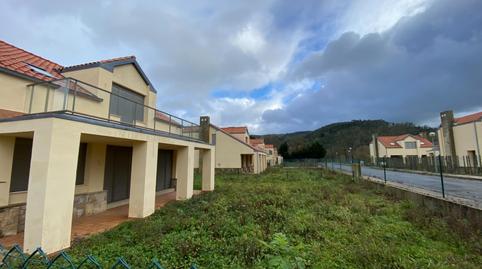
[69, 169, 480, 268]
[262, 120, 435, 160]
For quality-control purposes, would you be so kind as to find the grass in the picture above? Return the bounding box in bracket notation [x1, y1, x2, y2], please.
[68, 168, 481, 268]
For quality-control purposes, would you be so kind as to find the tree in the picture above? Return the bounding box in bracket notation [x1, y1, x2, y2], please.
[278, 142, 289, 158]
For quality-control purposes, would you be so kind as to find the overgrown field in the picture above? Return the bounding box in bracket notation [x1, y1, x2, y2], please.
[69, 168, 481, 268]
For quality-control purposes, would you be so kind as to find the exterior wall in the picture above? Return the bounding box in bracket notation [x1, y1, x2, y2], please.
[0, 72, 31, 113]
[452, 122, 481, 157]
[370, 137, 431, 159]
[231, 132, 249, 144]
[438, 121, 482, 164]
[210, 126, 254, 169]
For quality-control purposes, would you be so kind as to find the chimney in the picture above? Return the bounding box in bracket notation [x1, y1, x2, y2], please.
[372, 134, 379, 161]
[200, 116, 210, 143]
[440, 110, 456, 157]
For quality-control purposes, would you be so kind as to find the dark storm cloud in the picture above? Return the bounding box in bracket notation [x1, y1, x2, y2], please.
[263, 0, 482, 132]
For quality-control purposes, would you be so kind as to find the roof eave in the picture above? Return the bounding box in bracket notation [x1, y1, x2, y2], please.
[62, 58, 157, 93]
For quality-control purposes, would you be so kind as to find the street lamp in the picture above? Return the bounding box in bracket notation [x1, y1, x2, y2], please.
[347, 147, 353, 164]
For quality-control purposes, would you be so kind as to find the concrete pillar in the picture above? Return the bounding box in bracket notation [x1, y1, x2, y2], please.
[0, 136, 15, 207]
[128, 140, 158, 218]
[175, 145, 194, 200]
[201, 149, 215, 191]
[24, 122, 80, 253]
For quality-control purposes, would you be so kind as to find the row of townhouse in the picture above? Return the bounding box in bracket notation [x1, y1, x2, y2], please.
[0, 40, 215, 253]
[369, 110, 482, 166]
[194, 125, 282, 173]
[0, 40, 283, 253]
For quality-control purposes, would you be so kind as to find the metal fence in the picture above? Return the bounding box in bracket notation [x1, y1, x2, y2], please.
[25, 78, 201, 141]
[322, 156, 482, 202]
[369, 155, 482, 176]
[0, 244, 197, 269]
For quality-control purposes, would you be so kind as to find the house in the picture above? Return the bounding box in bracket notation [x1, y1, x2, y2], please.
[194, 123, 267, 173]
[0, 40, 215, 253]
[369, 134, 433, 162]
[263, 144, 282, 166]
[438, 110, 481, 166]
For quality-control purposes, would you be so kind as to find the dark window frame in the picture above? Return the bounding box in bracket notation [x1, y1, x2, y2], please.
[109, 83, 145, 124]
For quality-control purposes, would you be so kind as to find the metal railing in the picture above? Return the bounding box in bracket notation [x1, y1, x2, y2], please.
[0, 244, 198, 268]
[25, 78, 201, 142]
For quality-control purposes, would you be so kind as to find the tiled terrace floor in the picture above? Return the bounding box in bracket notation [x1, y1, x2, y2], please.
[0, 190, 193, 248]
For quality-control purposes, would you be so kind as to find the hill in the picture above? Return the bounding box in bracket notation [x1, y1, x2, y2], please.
[261, 120, 435, 161]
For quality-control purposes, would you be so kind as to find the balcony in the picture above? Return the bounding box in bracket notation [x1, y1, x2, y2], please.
[25, 78, 202, 142]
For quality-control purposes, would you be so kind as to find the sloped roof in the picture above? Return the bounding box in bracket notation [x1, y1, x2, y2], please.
[0, 39, 156, 92]
[211, 124, 262, 152]
[250, 138, 264, 145]
[221, 126, 248, 134]
[377, 134, 433, 148]
[62, 56, 156, 93]
[454, 111, 482, 125]
[265, 144, 274, 148]
[0, 40, 63, 81]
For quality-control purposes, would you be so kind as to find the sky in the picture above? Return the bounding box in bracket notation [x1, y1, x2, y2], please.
[1, 0, 481, 134]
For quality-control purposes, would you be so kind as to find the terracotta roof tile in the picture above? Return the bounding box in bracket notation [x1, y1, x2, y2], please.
[62, 56, 136, 71]
[454, 111, 482, 125]
[0, 40, 63, 81]
[250, 138, 264, 145]
[377, 134, 433, 148]
[220, 126, 248, 134]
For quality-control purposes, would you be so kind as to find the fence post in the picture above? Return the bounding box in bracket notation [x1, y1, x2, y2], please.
[438, 155, 446, 198]
[383, 157, 387, 184]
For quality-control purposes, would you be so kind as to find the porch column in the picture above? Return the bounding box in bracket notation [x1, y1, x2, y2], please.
[128, 140, 158, 218]
[201, 148, 215, 191]
[175, 145, 194, 200]
[24, 122, 80, 253]
[0, 136, 15, 207]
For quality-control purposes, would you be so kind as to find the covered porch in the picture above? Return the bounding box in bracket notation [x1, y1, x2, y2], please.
[0, 116, 215, 253]
[0, 190, 205, 248]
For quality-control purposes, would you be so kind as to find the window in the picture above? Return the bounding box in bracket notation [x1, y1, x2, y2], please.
[10, 139, 88, 192]
[211, 133, 216, 145]
[109, 84, 145, 124]
[26, 63, 55, 78]
[405, 141, 417, 149]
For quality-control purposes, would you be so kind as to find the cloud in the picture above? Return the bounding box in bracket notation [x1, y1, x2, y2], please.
[263, 0, 482, 133]
[1, 0, 480, 134]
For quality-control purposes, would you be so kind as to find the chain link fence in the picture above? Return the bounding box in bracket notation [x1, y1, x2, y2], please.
[0, 244, 198, 269]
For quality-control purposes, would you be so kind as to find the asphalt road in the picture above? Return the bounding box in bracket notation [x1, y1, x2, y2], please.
[328, 163, 482, 204]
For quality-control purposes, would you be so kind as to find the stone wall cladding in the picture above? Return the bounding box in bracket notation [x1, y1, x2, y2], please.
[0, 191, 107, 237]
[73, 191, 107, 218]
[0, 204, 25, 237]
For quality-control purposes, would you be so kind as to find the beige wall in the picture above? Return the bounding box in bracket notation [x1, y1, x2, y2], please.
[370, 136, 432, 159]
[211, 127, 254, 169]
[231, 132, 249, 144]
[0, 72, 31, 113]
[439, 121, 482, 163]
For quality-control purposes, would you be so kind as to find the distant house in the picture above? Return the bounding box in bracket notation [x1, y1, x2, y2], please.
[369, 134, 433, 162]
[438, 110, 481, 166]
[194, 121, 268, 173]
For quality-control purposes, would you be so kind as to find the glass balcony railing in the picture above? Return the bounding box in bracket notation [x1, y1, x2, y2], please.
[26, 78, 202, 141]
